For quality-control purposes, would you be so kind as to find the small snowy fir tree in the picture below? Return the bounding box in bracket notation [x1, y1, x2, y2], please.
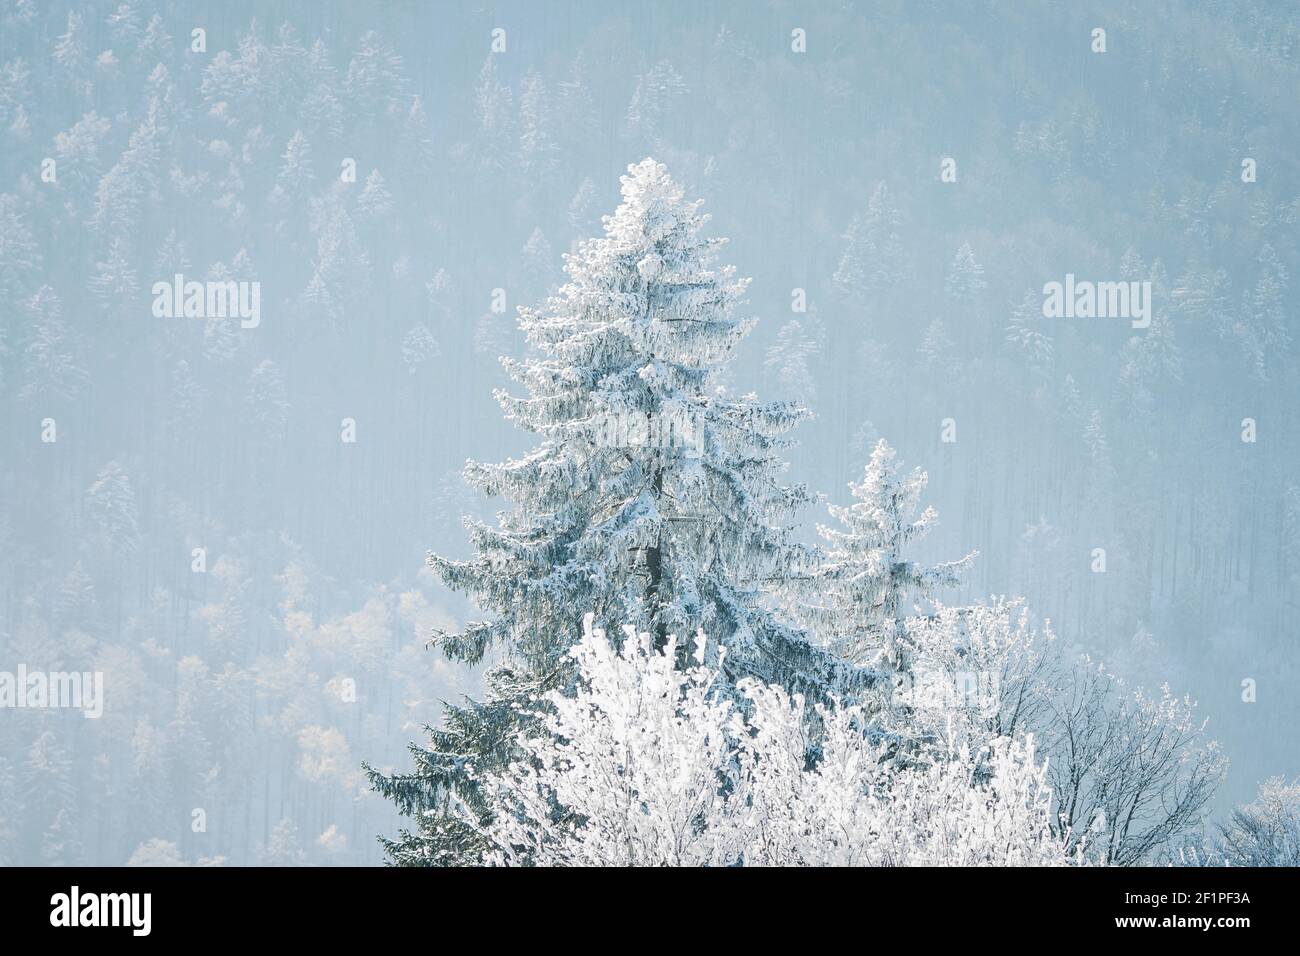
[355, 168, 393, 219]
[20, 286, 87, 406]
[833, 182, 903, 301]
[786, 439, 974, 693]
[52, 11, 88, 73]
[274, 129, 315, 203]
[520, 226, 553, 292]
[370, 159, 874, 865]
[917, 318, 960, 380]
[623, 62, 688, 144]
[944, 240, 987, 304]
[244, 359, 289, 443]
[764, 317, 822, 408]
[472, 55, 514, 172]
[518, 68, 558, 177]
[567, 176, 597, 231]
[86, 459, 141, 556]
[1005, 290, 1055, 378]
[401, 322, 440, 374]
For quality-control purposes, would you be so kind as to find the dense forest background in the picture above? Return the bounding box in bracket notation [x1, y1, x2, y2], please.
[0, 0, 1296, 865]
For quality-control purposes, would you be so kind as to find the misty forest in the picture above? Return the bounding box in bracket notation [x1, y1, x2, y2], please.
[0, 0, 1297, 866]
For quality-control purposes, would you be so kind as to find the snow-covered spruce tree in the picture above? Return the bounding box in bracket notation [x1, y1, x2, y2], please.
[369, 159, 875, 865]
[787, 438, 974, 680]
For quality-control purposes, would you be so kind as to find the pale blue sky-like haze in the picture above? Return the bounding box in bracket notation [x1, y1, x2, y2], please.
[0, 0, 1296, 865]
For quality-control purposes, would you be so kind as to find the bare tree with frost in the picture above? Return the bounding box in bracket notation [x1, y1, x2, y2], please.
[907, 599, 1226, 865]
[1217, 777, 1300, 866]
[472, 617, 1083, 867]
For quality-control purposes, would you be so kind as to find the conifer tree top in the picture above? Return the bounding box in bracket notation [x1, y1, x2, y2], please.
[511, 157, 753, 378]
[606, 157, 702, 245]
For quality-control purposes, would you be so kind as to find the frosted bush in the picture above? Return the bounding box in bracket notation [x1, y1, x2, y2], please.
[473, 615, 1086, 867]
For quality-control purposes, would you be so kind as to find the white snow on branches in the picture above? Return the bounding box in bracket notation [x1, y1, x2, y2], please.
[472, 615, 1087, 867]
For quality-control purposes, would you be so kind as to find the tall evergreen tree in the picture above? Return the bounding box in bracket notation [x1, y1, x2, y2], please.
[370, 159, 874, 864]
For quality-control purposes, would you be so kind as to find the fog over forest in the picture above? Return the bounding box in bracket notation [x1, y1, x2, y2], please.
[0, 0, 1296, 866]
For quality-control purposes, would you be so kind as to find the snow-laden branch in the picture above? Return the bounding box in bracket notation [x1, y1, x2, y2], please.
[471, 615, 1090, 867]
